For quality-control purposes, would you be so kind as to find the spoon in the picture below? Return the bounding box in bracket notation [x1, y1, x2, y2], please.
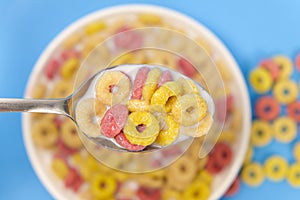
[0, 64, 215, 153]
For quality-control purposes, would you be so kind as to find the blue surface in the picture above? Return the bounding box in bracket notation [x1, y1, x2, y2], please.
[1, 0, 300, 199]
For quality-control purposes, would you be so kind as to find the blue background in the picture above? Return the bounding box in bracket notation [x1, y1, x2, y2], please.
[1, 0, 300, 199]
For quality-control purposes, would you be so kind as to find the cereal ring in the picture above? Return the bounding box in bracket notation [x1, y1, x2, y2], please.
[172, 94, 207, 126]
[296, 53, 300, 72]
[138, 13, 162, 25]
[212, 142, 233, 167]
[225, 177, 240, 197]
[94, 99, 107, 118]
[60, 58, 80, 79]
[51, 157, 69, 179]
[51, 80, 73, 98]
[287, 101, 300, 122]
[264, 156, 288, 181]
[273, 55, 293, 79]
[155, 115, 180, 146]
[293, 142, 300, 162]
[136, 186, 161, 200]
[91, 173, 117, 199]
[249, 67, 273, 93]
[100, 104, 128, 138]
[273, 79, 298, 104]
[158, 70, 173, 87]
[115, 131, 145, 151]
[134, 170, 166, 188]
[151, 81, 182, 111]
[114, 26, 143, 50]
[250, 120, 272, 147]
[219, 130, 236, 144]
[61, 120, 83, 149]
[45, 59, 60, 80]
[176, 77, 199, 95]
[32, 119, 58, 148]
[64, 167, 83, 192]
[162, 189, 182, 200]
[142, 68, 162, 102]
[96, 71, 131, 105]
[177, 57, 197, 78]
[260, 59, 280, 80]
[194, 113, 213, 137]
[241, 162, 265, 187]
[165, 96, 177, 113]
[206, 155, 223, 174]
[123, 111, 160, 146]
[287, 163, 300, 187]
[197, 169, 212, 184]
[273, 116, 297, 143]
[85, 21, 106, 35]
[127, 99, 150, 112]
[182, 180, 210, 200]
[76, 98, 101, 137]
[132, 67, 150, 99]
[255, 96, 281, 121]
[61, 49, 80, 61]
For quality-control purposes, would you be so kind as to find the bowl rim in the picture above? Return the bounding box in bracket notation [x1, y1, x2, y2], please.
[22, 4, 251, 200]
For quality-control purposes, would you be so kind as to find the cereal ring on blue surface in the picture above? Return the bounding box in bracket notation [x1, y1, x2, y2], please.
[241, 162, 265, 187]
[273, 116, 297, 143]
[264, 156, 288, 181]
[250, 120, 272, 147]
[273, 79, 298, 104]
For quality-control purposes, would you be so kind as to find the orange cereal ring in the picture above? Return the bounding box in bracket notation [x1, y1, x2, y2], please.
[287, 101, 300, 122]
[212, 142, 233, 167]
[260, 59, 280, 80]
[255, 96, 280, 121]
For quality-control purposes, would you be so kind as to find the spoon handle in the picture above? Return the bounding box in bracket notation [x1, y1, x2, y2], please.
[0, 98, 71, 117]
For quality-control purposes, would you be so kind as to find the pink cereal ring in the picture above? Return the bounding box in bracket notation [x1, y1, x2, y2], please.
[260, 59, 280, 80]
[177, 57, 197, 78]
[132, 67, 150, 99]
[115, 132, 145, 151]
[100, 104, 128, 138]
[114, 26, 143, 50]
[158, 70, 173, 87]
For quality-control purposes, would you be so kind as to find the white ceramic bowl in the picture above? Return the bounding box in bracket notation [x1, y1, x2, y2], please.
[22, 4, 251, 200]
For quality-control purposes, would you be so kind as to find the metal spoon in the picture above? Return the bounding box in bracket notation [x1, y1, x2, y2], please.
[0, 64, 214, 152]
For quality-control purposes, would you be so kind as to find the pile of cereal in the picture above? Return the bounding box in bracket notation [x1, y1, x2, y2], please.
[240, 54, 300, 189]
[30, 12, 241, 199]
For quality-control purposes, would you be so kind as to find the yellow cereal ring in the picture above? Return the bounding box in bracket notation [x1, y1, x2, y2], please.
[165, 96, 177, 113]
[273, 55, 293, 79]
[151, 81, 182, 111]
[91, 173, 117, 199]
[293, 142, 300, 162]
[249, 67, 273, 93]
[250, 120, 272, 147]
[31, 83, 46, 98]
[219, 130, 237, 144]
[273, 116, 297, 143]
[32, 119, 58, 148]
[264, 156, 288, 181]
[123, 111, 160, 146]
[241, 162, 265, 187]
[51, 158, 69, 179]
[287, 163, 300, 187]
[162, 188, 182, 200]
[134, 170, 166, 188]
[61, 120, 83, 149]
[155, 115, 180, 146]
[177, 77, 199, 94]
[142, 68, 162, 102]
[85, 21, 106, 35]
[138, 13, 162, 25]
[182, 180, 210, 200]
[95, 99, 107, 118]
[172, 94, 208, 126]
[60, 58, 80, 79]
[273, 79, 298, 104]
[51, 80, 73, 98]
[127, 99, 149, 112]
[96, 71, 131, 105]
[197, 170, 213, 185]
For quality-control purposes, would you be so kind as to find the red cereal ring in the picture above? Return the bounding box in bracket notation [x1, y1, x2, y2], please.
[260, 59, 280, 80]
[64, 167, 83, 192]
[212, 142, 233, 166]
[295, 53, 300, 72]
[225, 177, 240, 197]
[45, 59, 60, 80]
[100, 104, 129, 138]
[114, 26, 143, 50]
[255, 96, 281, 121]
[132, 67, 150, 99]
[115, 131, 145, 151]
[205, 155, 223, 174]
[287, 101, 300, 123]
[136, 186, 161, 200]
[158, 70, 173, 88]
[177, 57, 197, 78]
